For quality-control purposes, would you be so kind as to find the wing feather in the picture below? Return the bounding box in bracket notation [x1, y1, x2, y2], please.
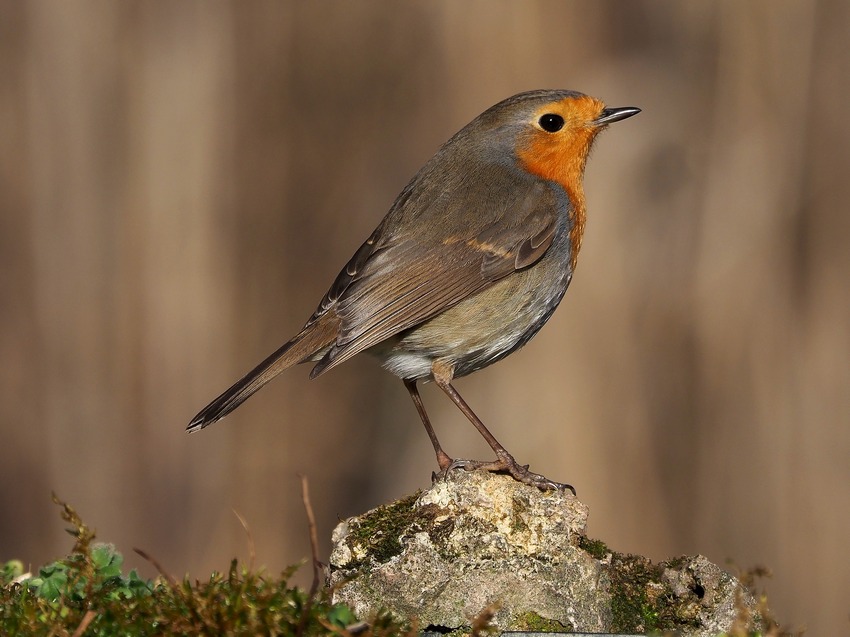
[309, 164, 567, 377]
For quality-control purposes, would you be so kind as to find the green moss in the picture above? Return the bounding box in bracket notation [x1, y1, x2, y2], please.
[345, 493, 422, 567]
[606, 551, 706, 634]
[578, 535, 610, 560]
[514, 610, 571, 632]
[341, 493, 467, 568]
[2, 496, 415, 636]
[608, 552, 661, 633]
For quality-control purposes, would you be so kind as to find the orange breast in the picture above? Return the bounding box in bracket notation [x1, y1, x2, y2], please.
[516, 95, 604, 270]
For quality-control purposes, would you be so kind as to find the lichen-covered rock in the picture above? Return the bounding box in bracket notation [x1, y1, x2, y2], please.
[328, 470, 761, 635]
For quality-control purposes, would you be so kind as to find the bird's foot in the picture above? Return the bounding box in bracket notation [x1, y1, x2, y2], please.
[434, 455, 575, 494]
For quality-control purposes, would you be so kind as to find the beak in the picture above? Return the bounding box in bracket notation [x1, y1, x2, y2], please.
[594, 106, 641, 126]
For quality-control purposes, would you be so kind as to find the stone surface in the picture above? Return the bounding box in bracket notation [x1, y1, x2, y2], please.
[329, 470, 761, 635]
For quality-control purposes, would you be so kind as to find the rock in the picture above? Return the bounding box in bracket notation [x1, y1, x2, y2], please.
[329, 470, 761, 635]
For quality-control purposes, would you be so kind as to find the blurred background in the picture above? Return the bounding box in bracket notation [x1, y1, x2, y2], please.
[2, 0, 848, 634]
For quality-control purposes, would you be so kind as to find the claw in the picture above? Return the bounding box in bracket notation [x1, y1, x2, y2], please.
[432, 456, 576, 494]
[447, 458, 474, 472]
[510, 465, 576, 495]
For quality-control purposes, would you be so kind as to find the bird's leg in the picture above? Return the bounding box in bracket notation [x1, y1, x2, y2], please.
[431, 361, 575, 494]
[403, 378, 453, 472]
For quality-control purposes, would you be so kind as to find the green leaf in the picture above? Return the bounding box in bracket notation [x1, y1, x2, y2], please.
[91, 544, 123, 579]
[31, 567, 68, 602]
[326, 603, 358, 627]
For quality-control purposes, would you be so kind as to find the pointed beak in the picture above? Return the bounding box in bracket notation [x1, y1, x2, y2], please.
[594, 106, 641, 126]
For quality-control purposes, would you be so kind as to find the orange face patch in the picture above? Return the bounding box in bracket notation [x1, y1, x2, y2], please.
[517, 96, 605, 185]
[516, 95, 607, 270]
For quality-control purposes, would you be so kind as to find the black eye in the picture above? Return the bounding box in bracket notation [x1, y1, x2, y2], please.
[539, 113, 564, 133]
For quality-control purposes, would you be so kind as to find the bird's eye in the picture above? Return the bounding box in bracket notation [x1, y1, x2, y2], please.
[539, 113, 565, 133]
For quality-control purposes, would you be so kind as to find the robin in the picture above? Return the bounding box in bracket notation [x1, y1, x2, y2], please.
[188, 89, 639, 493]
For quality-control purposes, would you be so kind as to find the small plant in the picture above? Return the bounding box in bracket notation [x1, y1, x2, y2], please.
[26, 543, 154, 605]
[0, 495, 413, 636]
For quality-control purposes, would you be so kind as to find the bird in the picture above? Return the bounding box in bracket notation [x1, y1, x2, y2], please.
[187, 89, 639, 493]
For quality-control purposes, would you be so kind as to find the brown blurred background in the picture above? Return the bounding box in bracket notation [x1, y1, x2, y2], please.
[2, 1, 848, 634]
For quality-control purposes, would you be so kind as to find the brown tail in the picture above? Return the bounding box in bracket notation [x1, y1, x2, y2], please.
[186, 316, 338, 432]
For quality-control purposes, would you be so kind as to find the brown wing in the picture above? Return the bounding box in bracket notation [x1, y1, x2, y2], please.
[307, 172, 563, 378]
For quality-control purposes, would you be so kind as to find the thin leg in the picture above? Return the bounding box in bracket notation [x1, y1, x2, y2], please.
[431, 362, 575, 494]
[403, 378, 453, 471]
[435, 379, 517, 462]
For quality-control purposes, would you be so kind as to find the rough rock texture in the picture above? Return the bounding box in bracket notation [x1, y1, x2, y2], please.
[329, 471, 761, 635]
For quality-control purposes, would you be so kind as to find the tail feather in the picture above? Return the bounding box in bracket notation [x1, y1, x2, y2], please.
[186, 316, 338, 432]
